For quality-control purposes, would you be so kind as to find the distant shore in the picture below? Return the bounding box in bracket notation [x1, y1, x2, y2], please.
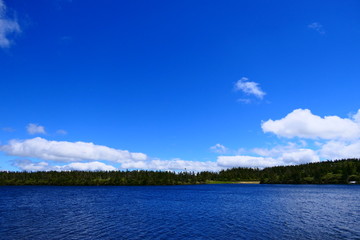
[206, 180, 260, 184]
[1, 159, 359, 185]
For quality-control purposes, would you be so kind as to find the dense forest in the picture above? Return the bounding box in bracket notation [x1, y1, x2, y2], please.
[261, 158, 360, 184]
[0, 159, 359, 185]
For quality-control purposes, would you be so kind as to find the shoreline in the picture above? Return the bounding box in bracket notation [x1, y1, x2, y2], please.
[206, 180, 260, 184]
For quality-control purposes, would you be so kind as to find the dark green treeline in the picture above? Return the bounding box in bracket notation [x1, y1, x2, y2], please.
[261, 158, 360, 184]
[0, 159, 359, 185]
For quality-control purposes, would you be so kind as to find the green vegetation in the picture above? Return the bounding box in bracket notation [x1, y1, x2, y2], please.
[260, 158, 360, 184]
[0, 159, 359, 186]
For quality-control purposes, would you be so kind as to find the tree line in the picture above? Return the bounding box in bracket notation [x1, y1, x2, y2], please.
[0, 158, 359, 185]
[261, 158, 360, 184]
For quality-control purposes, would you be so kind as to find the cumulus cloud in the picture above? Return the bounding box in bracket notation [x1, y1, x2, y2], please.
[308, 22, 325, 34]
[210, 143, 229, 154]
[217, 155, 277, 169]
[262, 109, 360, 140]
[258, 108, 360, 165]
[216, 147, 319, 169]
[319, 140, 360, 160]
[0, 0, 21, 48]
[121, 143, 321, 171]
[14, 159, 117, 171]
[15, 158, 220, 172]
[225, 108, 360, 168]
[62, 161, 117, 171]
[14, 160, 50, 171]
[121, 158, 221, 172]
[235, 77, 266, 99]
[352, 109, 360, 123]
[27, 123, 46, 135]
[4, 108, 360, 172]
[252, 143, 299, 157]
[279, 148, 319, 165]
[1, 137, 147, 162]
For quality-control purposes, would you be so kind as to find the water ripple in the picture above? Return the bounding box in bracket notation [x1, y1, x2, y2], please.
[0, 185, 360, 239]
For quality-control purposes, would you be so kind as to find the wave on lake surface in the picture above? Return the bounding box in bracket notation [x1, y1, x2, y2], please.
[0, 184, 359, 240]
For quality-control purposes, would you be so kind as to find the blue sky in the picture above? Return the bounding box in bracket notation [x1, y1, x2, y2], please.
[1, 0, 360, 171]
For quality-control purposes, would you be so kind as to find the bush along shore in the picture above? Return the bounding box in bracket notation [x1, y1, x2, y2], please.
[0, 159, 359, 186]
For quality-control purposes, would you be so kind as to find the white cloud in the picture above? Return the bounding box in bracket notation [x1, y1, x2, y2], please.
[122, 143, 321, 171]
[0, 0, 21, 48]
[64, 161, 117, 171]
[27, 123, 46, 135]
[217, 141, 320, 169]
[4, 108, 360, 172]
[217, 155, 278, 169]
[210, 143, 229, 154]
[121, 158, 221, 172]
[260, 109, 360, 164]
[1, 137, 147, 162]
[320, 140, 360, 160]
[14, 159, 117, 171]
[235, 77, 266, 99]
[14, 160, 50, 171]
[252, 143, 298, 157]
[279, 148, 319, 165]
[14, 158, 220, 172]
[351, 109, 360, 123]
[262, 109, 360, 140]
[308, 22, 325, 34]
[216, 147, 319, 169]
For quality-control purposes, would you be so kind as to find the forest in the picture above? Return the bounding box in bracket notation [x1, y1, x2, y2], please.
[0, 159, 359, 185]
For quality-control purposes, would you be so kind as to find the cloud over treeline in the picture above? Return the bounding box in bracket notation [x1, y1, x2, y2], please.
[3, 109, 360, 172]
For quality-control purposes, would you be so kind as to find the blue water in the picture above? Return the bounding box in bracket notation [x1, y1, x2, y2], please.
[0, 184, 359, 240]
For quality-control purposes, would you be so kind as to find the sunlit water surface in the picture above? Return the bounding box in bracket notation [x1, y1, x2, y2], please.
[1, 184, 359, 239]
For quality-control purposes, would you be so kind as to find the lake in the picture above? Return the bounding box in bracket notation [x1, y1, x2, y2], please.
[0, 184, 359, 239]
